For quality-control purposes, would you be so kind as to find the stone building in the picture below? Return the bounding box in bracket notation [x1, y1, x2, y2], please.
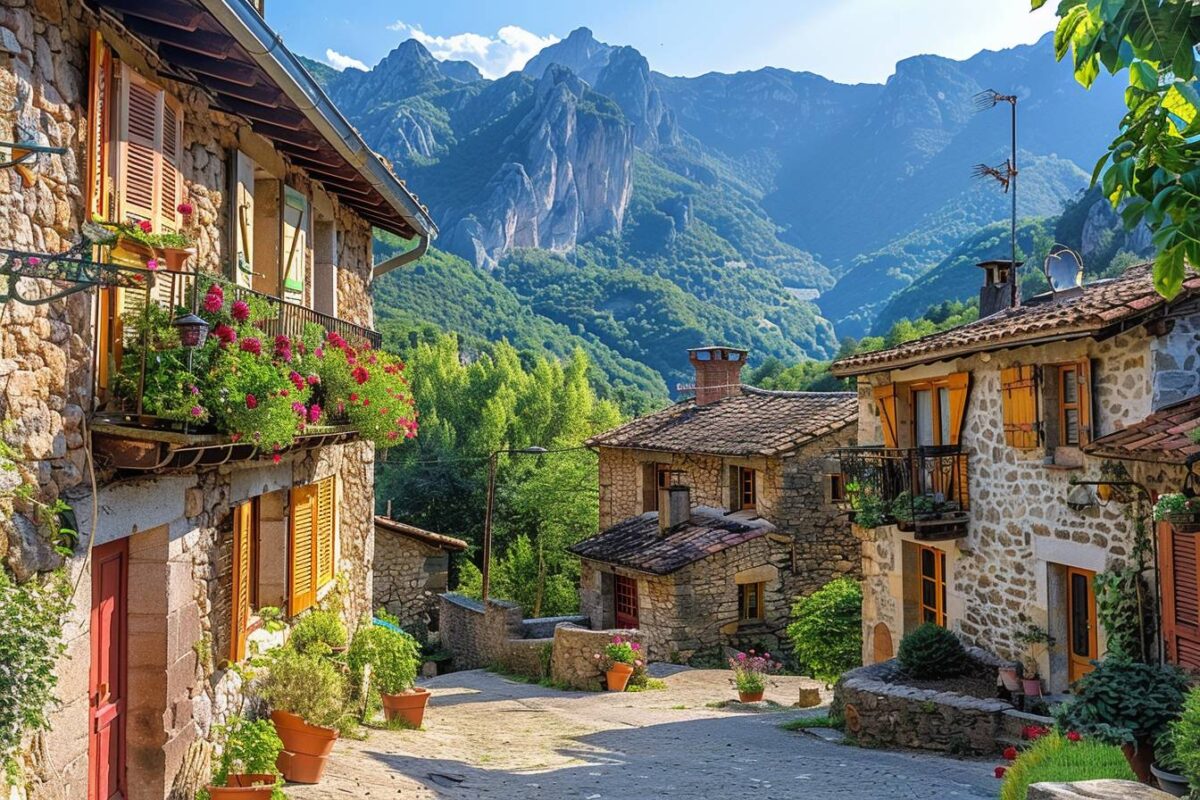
[830, 261, 1200, 693]
[373, 516, 467, 637]
[0, 3, 435, 799]
[570, 346, 859, 663]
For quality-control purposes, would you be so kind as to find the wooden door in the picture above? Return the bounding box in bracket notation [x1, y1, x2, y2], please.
[1067, 566, 1098, 683]
[90, 539, 128, 800]
[614, 574, 639, 629]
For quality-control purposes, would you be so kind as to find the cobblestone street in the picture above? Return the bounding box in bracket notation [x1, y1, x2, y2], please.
[288, 668, 998, 799]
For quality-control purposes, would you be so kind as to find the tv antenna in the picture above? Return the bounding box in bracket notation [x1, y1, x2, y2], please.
[972, 89, 1019, 306]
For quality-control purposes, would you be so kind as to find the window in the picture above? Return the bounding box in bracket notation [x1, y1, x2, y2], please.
[738, 582, 765, 622]
[910, 382, 953, 446]
[230, 498, 259, 662]
[642, 462, 671, 512]
[614, 574, 639, 628]
[281, 187, 309, 304]
[918, 545, 946, 627]
[115, 62, 183, 235]
[1042, 360, 1094, 449]
[1059, 364, 1081, 446]
[730, 466, 757, 510]
[826, 472, 846, 504]
[873, 373, 969, 450]
[288, 476, 337, 616]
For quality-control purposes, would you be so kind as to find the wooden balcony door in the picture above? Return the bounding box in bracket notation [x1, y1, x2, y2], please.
[614, 574, 639, 629]
[90, 539, 128, 800]
[1067, 567, 1098, 683]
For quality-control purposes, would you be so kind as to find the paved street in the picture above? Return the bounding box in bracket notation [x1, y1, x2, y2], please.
[288, 668, 998, 799]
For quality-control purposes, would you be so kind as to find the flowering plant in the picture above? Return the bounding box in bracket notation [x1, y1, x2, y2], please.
[595, 636, 640, 668]
[94, 217, 193, 250]
[728, 650, 781, 694]
[316, 331, 418, 447]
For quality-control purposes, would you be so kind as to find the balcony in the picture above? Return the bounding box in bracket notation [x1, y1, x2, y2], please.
[833, 446, 970, 540]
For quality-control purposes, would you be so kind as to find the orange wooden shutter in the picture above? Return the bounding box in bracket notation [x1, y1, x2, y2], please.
[873, 384, 898, 448]
[1160, 520, 1200, 668]
[1077, 358, 1094, 446]
[115, 65, 182, 233]
[1001, 365, 1039, 449]
[230, 500, 254, 662]
[86, 32, 113, 219]
[288, 484, 318, 615]
[159, 97, 182, 232]
[315, 477, 336, 589]
[944, 372, 970, 445]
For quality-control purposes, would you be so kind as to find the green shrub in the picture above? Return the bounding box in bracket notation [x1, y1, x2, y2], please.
[210, 715, 282, 784]
[257, 647, 347, 728]
[1169, 687, 1200, 791]
[1054, 658, 1187, 747]
[896, 623, 969, 679]
[347, 624, 421, 696]
[288, 610, 347, 656]
[787, 578, 862, 686]
[1000, 731, 1134, 800]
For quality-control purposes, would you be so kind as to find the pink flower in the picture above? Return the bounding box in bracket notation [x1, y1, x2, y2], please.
[145, 258, 159, 271]
[26, 257, 40, 266]
[314, 347, 325, 359]
[635, 659, 643, 667]
[214, 324, 236, 346]
[239, 337, 261, 356]
[593, 653, 601, 660]
[245, 393, 257, 410]
[289, 371, 305, 392]
[306, 374, 320, 386]
[138, 220, 153, 234]
[190, 405, 203, 418]
[231, 300, 250, 322]
[631, 643, 640, 651]
[177, 201, 194, 215]
[291, 402, 306, 416]
[203, 292, 223, 314]
[272, 454, 281, 464]
[308, 404, 322, 423]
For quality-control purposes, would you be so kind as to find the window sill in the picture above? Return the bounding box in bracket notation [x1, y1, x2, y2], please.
[736, 619, 770, 632]
[1043, 463, 1083, 472]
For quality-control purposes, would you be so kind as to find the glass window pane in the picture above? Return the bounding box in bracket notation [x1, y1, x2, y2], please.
[923, 608, 937, 624]
[921, 547, 935, 578]
[914, 390, 934, 447]
[1071, 573, 1090, 658]
[938, 388, 952, 445]
[922, 578, 936, 609]
[1062, 368, 1078, 403]
[1064, 409, 1079, 445]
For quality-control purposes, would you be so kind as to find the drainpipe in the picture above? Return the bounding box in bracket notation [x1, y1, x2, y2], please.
[372, 233, 429, 280]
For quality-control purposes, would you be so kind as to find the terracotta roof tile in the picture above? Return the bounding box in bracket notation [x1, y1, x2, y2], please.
[1084, 395, 1200, 465]
[374, 517, 469, 551]
[832, 264, 1200, 376]
[587, 387, 857, 457]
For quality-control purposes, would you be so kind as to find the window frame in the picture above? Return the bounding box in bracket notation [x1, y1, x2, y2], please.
[738, 581, 765, 623]
[1057, 363, 1081, 447]
[732, 465, 757, 511]
[917, 545, 947, 627]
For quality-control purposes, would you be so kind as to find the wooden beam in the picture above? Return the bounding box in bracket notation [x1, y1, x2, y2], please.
[218, 97, 306, 128]
[200, 77, 284, 108]
[98, 0, 203, 30]
[282, 152, 362, 181]
[246, 120, 322, 151]
[156, 44, 259, 86]
[120, 16, 232, 58]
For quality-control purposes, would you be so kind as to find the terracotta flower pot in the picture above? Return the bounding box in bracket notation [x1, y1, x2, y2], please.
[998, 667, 1021, 692]
[1122, 739, 1155, 785]
[381, 687, 431, 728]
[270, 710, 338, 758]
[224, 774, 277, 788]
[1021, 677, 1042, 697]
[738, 690, 764, 703]
[275, 750, 328, 785]
[207, 775, 275, 799]
[606, 662, 634, 692]
[157, 246, 195, 271]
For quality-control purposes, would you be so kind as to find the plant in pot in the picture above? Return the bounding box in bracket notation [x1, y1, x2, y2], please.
[1152, 728, 1189, 797]
[595, 636, 639, 692]
[1164, 685, 1200, 797]
[202, 715, 284, 800]
[94, 218, 196, 269]
[1054, 658, 1188, 784]
[890, 491, 942, 532]
[728, 649, 781, 703]
[845, 480, 887, 528]
[289, 609, 348, 657]
[1013, 622, 1055, 697]
[257, 647, 348, 785]
[347, 623, 426, 727]
[1154, 493, 1200, 528]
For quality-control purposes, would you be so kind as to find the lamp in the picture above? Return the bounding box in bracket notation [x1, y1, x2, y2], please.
[172, 312, 209, 349]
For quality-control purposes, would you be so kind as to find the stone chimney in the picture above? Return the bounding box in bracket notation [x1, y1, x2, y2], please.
[976, 259, 1022, 317]
[688, 346, 748, 405]
[658, 485, 691, 534]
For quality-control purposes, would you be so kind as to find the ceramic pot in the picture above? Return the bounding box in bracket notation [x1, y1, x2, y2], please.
[275, 750, 328, 785]
[1020, 677, 1042, 697]
[738, 690, 765, 703]
[605, 662, 634, 692]
[206, 786, 273, 800]
[224, 774, 277, 788]
[157, 246, 196, 271]
[998, 667, 1020, 692]
[270, 710, 338, 758]
[381, 687, 431, 728]
[1122, 739, 1155, 785]
[1151, 763, 1189, 797]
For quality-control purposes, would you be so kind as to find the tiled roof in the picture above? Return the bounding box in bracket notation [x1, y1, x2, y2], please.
[374, 517, 469, 551]
[832, 264, 1200, 376]
[567, 507, 776, 575]
[1084, 395, 1200, 465]
[587, 387, 857, 457]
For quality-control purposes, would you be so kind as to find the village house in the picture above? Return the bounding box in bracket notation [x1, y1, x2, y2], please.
[0, 2, 435, 798]
[373, 515, 467, 638]
[830, 260, 1200, 693]
[569, 346, 859, 663]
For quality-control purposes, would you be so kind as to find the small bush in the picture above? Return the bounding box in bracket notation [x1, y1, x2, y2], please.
[210, 715, 282, 785]
[896, 623, 969, 679]
[347, 623, 422, 696]
[257, 647, 347, 728]
[1000, 731, 1134, 800]
[1054, 658, 1187, 747]
[288, 610, 347, 656]
[1169, 686, 1200, 791]
[787, 578, 862, 686]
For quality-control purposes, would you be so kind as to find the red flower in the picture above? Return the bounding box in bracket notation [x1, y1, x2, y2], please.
[213, 324, 236, 346]
[1002, 746, 1017, 761]
[1066, 731, 1082, 743]
[203, 290, 224, 314]
[231, 300, 250, 322]
[245, 393, 257, 410]
[306, 374, 320, 386]
[239, 337, 262, 356]
[289, 371, 305, 392]
[308, 404, 322, 423]
[993, 766, 1006, 779]
[352, 366, 370, 385]
[177, 201, 194, 215]
[138, 219, 153, 233]
[272, 454, 281, 464]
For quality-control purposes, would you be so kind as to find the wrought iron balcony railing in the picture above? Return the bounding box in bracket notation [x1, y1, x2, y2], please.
[833, 445, 970, 540]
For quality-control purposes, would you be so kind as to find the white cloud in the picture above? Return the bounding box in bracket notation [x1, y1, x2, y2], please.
[388, 21, 559, 79]
[324, 48, 368, 72]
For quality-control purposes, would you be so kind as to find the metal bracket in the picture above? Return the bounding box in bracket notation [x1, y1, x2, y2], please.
[0, 226, 154, 305]
[0, 141, 68, 169]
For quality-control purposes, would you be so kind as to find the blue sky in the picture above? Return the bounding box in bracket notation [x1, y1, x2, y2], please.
[267, 1, 1059, 84]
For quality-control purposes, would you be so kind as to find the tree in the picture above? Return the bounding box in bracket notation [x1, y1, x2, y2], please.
[1037, 0, 1200, 297]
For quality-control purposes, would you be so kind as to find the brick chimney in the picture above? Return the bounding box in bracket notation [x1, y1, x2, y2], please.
[976, 259, 1022, 317]
[688, 346, 748, 405]
[658, 485, 691, 534]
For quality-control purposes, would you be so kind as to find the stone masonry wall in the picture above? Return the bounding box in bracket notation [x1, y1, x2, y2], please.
[373, 531, 444, 636]
[550, 625, 645, 691]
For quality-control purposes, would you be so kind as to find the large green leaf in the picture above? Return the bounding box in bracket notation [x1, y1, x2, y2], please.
[1153, 246, 1186, 299]
[1163, 81, 1200, 133]
[1129, 60, 1158, 90]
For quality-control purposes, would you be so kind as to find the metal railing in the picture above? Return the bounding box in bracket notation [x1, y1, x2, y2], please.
[834, 445, 970, 533]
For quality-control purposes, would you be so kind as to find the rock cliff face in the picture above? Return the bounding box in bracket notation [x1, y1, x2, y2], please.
[522, 26, 613, 84]
[595, 46, 677, 150]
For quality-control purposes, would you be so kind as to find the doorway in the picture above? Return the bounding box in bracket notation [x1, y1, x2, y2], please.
[614, 574, 639, 629]
[1067, 566, 1098, 683]
[90, 539, 128, 800]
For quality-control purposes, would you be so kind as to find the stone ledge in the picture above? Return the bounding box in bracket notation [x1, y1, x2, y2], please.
[1028, 780, 1172, 799]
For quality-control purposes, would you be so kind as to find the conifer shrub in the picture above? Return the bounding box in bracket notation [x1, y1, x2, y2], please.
[896, 623, 969, 679]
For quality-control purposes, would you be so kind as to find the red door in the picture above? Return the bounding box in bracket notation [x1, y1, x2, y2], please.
[90, 539, 128, 800]
[614, 574, 639, 629]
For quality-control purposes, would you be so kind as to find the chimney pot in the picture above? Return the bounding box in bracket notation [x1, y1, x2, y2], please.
[659, 485, 691, 534]
[976, 259, 1023, 317]
[689, 346, 748, 405]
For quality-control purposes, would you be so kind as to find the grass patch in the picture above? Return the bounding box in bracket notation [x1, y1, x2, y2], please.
[669, 704, 688, 710]
[779, 714, 841, 731]
[1000, 732, 1135, 800]
[626, 678, 667, 692]
[706, 699, 789, 712]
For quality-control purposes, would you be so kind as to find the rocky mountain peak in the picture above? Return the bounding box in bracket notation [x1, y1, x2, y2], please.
[595, 46, 677, 149]
[522, 26, 614, 84]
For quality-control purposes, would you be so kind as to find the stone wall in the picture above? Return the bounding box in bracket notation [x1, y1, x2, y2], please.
[1028, 781, 1174, 799]
[1151, 298, 1200, 409]
[854, 331, 1190, 693]
[373, 531, 443, 636]
[550, 626, 644, 691]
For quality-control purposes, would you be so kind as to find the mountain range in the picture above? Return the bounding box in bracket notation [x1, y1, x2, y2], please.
[301, 27, 1140, 405]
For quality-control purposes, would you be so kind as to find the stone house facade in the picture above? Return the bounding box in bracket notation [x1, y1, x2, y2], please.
[571, 346, 859, 663]
[373, 516, 467, 638]
[831, 262, 1200, 693]
[0, 3, 435, 799]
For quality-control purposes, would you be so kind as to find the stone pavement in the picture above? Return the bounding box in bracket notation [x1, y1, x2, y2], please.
[287, 668, 998, 799]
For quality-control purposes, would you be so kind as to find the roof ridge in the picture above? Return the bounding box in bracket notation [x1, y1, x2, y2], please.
[740, 385, 856, 399]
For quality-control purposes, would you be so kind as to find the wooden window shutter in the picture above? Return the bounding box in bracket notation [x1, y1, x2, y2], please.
[230, 500, 254, 663]
[641, 463, 657, 512]
[282, 188, 308, 302]
[288, 484, 318, 615]
[315, 476, 336, 589]
[873, 384, 899, 448]
[231, 149, 256, 287]
[86, 32, 113, 219]
[115, 64, 181, 233]
[1001, 365, 1039, 449]
[944, 372, 971, 445]
[159, 97, 183, 232]
[1160, 520, 1200, 668]
[1077, 358, 1094, 446]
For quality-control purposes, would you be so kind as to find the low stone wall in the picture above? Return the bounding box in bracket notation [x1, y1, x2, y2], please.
[524, 615, 588, 638]
[1029, 780, 1172, 799]
[550, 626, 644, 691]
[833, 658, 1052, 755]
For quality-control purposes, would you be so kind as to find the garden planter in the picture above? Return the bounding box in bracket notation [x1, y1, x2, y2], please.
[206, 785, 273, 800]
[605, 662, 634, 692]
[1151, 763, 1189, 797]
[275, 750, 328, 785]
[270, 710, 338, 757]
[381, 687, 431, 727]
[998, 666, 1020, 692]
[1122, 739, 1155, 784]
[1166, 512, 1200, 533]
[1020, 677, 1042, 697]
[157, 245, 195, 271]
[738, 690, 764, 703]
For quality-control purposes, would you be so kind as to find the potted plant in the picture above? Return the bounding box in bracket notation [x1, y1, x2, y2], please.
[93, 218, 197, 269]
[204, 715, 283, 799]
[1151, 728, 1189, 797]
[289, 609, 348, 657]
[347, 623, 426, 727]
[257, 647, 347, 784]
[1154, 493, 1200, 529]
[596, 636, 639, 692]
[845, 481, 887, 528]
[1165, 686, 1200, 797]
[1014, 623, 1055, 697]
[997, 662, 1021, 693]
[728, 650, 781, 703]
[890, 491, 942, 532]
[1054, 658, 1188, 784]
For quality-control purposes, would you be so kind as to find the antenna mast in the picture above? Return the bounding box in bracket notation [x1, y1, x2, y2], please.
[972, 89, 1019, 307]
